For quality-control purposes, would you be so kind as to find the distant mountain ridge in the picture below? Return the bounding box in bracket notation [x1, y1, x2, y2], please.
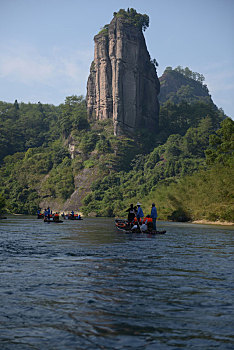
[159, 66, 213, 105]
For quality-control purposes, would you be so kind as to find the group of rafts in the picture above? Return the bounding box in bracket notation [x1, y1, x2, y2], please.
[37, 207, 165, 233]
[37, 209, 82, 223]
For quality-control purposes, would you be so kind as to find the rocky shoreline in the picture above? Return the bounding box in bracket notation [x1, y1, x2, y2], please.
[192, 220, 234, 226]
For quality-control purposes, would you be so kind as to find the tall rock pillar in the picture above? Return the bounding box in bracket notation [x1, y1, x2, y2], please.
[86, 13, 160, 136]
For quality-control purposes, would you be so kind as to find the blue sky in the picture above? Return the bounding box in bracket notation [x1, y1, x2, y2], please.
[0, 0, 233, 118]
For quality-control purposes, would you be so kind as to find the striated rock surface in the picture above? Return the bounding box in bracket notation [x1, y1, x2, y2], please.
[86, 14, 160, 136]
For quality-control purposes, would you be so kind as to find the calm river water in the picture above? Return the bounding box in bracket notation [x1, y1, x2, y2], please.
[0, 216, 233, 349]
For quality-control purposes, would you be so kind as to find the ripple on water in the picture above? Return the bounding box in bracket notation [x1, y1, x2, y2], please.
[0, 217, 233, 349]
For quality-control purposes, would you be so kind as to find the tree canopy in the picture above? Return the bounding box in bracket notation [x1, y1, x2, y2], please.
[113, 8, 149, 31]
[205, 117, 234, 166]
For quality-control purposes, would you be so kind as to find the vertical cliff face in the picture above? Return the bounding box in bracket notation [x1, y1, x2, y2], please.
[86, 14, 160, 136]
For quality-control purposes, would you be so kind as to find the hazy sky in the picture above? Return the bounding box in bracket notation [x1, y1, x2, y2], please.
[0, 0, 233, 118]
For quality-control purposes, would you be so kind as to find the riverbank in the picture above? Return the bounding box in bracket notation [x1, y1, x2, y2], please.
[192, 219, 234, 226]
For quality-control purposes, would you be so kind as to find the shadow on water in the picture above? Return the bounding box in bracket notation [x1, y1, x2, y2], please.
[0, 216, 233, 349]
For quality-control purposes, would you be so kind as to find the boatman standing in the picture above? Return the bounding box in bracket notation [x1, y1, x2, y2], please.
[151, 203, 158, 231]
[126, 204, 136, 222]
[37, 208, 41, 219]
[136, 202, 144, 223]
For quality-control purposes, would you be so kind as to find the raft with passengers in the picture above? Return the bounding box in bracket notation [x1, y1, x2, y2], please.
[115, 202, 166, 234]
[37, 208, 82, 223]
[61, 211, 83, 220]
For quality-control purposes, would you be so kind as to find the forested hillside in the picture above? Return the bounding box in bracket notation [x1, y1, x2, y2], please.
[159, 66, 212, 104]
[0, 67, 233, 222]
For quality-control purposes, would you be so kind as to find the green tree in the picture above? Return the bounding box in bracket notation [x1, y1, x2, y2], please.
[0, 193, 6, 215]
[59, 95, 89, 138]
[113, 8, 149, 31]
[96, 135, 112, 153]
[183, 116, 214, 157]
[206, 117, 234, 166]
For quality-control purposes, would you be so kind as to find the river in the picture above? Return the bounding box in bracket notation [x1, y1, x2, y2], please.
[0, 216, 233, 349]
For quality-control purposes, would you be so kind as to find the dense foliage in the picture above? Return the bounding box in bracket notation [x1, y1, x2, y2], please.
[173, 66, 205, 83]
[0, 100, 61, 162]
[158, 100, 223, 141]
[0, 67, 233, 222]
[148, 117, 234, 222]
[0, 193, 5, 215]
[113, 8, 149, 31]
[159, 67, 214, 105]
[82, 117, 231, 218]
[0, 96, 86, 213]
[99, 8, 149, 36]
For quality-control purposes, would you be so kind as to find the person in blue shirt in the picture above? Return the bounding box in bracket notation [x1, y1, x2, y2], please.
[136, 202, 144, 222]
[37, 208, 41, 218]
[151, 203, 158, 230]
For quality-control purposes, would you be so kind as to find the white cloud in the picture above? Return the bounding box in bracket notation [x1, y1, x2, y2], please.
[0, 43, 93, 90]
[0, 55, 54, 84]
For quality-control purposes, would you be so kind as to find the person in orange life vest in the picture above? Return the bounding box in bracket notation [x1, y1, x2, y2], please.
[131, 217, 140, 231]
[140, 215, 151, 231]
[145, 215, 153, 231]
[54, 212, 59, 222]
[132, 217, 138, 226]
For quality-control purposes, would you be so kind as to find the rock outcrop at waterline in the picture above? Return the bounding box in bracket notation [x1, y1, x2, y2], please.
[86, 12, 160, 136]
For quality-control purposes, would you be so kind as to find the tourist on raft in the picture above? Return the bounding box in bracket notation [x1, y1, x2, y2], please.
[139, 221, 148, 232]
[53, 212, 60, 222]
[151, 203, 158, 230]
[144, 215, 153, 231]
[136, 202, 144, 223]
[126, 204, 136, 222]
[37, 208, 42, 218]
